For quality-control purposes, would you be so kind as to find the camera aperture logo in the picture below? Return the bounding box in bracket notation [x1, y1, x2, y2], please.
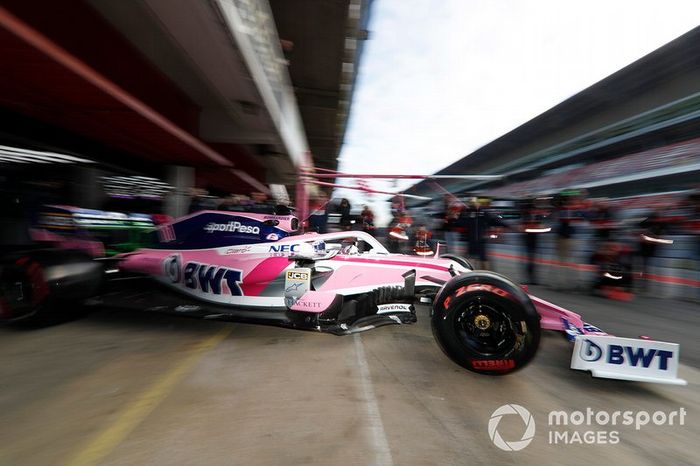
[488, 404, 536, 451]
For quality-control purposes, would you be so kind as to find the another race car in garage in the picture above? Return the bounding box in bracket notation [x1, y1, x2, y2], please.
[0, 209, 686, 385]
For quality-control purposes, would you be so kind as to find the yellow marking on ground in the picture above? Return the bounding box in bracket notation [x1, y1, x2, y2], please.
[64, 326, 233, 466]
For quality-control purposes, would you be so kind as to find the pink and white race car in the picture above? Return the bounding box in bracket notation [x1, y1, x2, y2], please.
[1, 210, 686, 385]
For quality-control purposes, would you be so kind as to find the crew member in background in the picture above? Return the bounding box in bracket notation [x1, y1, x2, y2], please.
[520, 197, 550, 285]
[218, 194, 241, 211]
[360, 205, 375, 233]
[588, 198, 632, 299]
[551, 190, 587, 290]
[389, 194, 403, 219]
[248, 191, 274, 214]
[456, 197, 506, 270]
[590, 240, 634, 300]
[188, 187, 219, 213]
[388, 209, 413, 253]
[589, 198, 616, 241]
[431, 194, 451, 243]
[637, 208, 669, 290]
[339, 198, 352, 230]
[688, 190, 700, 301]
[308, 193, 329, 233]
[444, 198, 463, 255]
[413, 223, 433, 256]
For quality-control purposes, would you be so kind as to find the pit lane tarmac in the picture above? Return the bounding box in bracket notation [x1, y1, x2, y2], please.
[0, 290, 698, 466]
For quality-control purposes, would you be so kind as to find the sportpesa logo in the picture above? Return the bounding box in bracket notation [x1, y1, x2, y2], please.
[204, 221, 260, 234]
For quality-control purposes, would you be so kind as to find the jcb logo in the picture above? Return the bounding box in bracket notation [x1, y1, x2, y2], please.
[286, 271, 309, 280]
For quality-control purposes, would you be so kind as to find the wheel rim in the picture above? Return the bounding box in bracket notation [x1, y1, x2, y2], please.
[453, 295, 518, 356]
[0, 277, 33, 320]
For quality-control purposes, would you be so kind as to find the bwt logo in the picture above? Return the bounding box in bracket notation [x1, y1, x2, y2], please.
[164, 256, 243, 296]
[579, 339, 673, 370]
[579, 339, 603, 362]
[204, 221, 260, 234]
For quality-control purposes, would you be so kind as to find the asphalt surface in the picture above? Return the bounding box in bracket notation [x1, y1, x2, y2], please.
[0, 290, 698, 466]
[493, 258, 700, 368]
[528, 286, 700, 368]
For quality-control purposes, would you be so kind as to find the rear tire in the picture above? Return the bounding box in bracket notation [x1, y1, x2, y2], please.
[0, 251, 101, 326]
[431, 271, 540, 375]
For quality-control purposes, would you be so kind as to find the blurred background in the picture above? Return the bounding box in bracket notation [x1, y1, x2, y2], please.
[1, 0, 699, 302]
[1, 1, 699, 465]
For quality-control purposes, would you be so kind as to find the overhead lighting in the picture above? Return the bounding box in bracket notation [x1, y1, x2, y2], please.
[0, 144, 95, 164]
[101, 175, 173, 199]
[0, 155, 32, 164]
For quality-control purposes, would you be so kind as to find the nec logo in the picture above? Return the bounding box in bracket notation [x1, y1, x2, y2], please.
[270, 244, 299, 253]
[580, 339, 673, 370]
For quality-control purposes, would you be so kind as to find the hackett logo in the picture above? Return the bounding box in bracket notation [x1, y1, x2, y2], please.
[204, 221, 260, 234]
[295, 301, 321, 308]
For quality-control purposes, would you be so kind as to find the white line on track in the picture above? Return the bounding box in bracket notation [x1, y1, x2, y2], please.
[353, 334, 394, 466]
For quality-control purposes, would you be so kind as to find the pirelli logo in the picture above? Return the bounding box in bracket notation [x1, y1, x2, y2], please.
[286, 271, 310, 280]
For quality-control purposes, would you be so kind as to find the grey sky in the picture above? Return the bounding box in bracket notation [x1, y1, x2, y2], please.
[333, 0, 700, 224]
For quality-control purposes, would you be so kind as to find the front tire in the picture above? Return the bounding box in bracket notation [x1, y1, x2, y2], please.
[440, 253, 474, 271]
[431, 271, 540, 375]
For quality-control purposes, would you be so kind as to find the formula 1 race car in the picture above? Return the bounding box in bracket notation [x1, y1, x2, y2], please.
[0, 209, 686, 385]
